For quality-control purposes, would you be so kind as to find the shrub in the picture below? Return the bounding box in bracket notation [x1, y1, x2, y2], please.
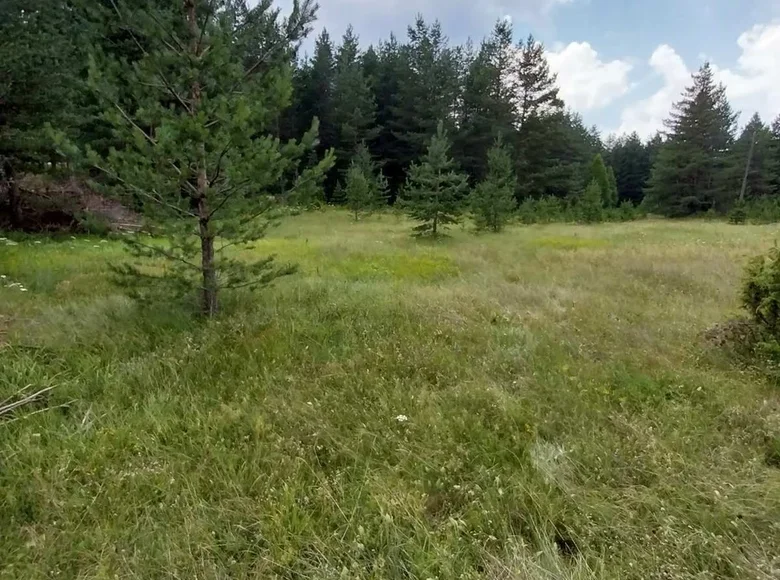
[728, 202, 747, 225]
[740, 245, 780, 361]
[742, 197, 780, 224]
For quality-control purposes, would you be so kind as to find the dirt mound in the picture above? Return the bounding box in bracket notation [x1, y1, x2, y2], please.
[0, 175, 141, 233]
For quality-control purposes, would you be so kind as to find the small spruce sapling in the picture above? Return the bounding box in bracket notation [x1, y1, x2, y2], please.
[470, 135, 517, 232]
[579, 179, 604, 223]
[402, 121, 468, 237]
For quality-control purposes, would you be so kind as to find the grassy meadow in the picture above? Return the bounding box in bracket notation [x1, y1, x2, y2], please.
[1, 211, 780, 579]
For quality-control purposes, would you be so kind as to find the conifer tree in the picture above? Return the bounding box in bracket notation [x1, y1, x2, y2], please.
[771, 116, 780, 195]
[579, 179, 604, 223]
[644, 63, 736, 215]
[607, 166, 618, 206]
[724, 113, 778, 201]
[0, 0, 87, 226]
[293, 29, 337, 186]
[342, 143, 387, 219]
[608, 132, 652, 205]
[402, 121, 468, 237]
[509, 35, 568, 200]
[343, 164, 371, 221]
[471, 136, 516, 232]
[390, 18, 464, 178]
[331, 26, 379, 168]
[589, 154, 611, 207]
[456, 19, 517, 181]
[352, 143, 389, 203]
[87, 0, 333, 316]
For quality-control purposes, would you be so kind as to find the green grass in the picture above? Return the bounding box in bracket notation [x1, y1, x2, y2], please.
[1, 211, 780, 579]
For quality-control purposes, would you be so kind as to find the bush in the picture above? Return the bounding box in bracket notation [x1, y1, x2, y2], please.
[728, 202, 747, 225]
[742, 197, 780, 224]
[741, 245, 780, 360]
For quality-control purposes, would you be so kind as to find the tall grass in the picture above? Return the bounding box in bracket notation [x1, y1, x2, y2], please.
[1, 212, 779, 579]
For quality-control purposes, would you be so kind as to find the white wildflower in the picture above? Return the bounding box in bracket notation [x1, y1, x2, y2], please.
[395, 414, 408, 423]
[34, 240, 42, 244]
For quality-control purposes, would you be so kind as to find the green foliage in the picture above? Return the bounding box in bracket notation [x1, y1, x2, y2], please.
[455, 20, 517, 181]
[743, 245, 780, 336]
[85, 0, 334, 316]
[740, 245, 780, 361]
[644, 63, 737, 216]
[589, 154, 613, 207]
[739, 195, 780, 223]
[728, 202, 747, 225]
[578, 179, 604, 223]
[343, 163, 384, 222]
[470, 137, 517, 232]
[724, 113, 779, 202]
[607, 132, 653, 205]
[330, 27, 379, 176]
[607, 166, 618, 207]
[402, 122, 469, 237]
[390, 18, 464, 175]
[0, 0, 88, 227]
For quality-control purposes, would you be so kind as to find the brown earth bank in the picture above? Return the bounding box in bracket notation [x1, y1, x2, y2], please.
[0, 174, 140, 233]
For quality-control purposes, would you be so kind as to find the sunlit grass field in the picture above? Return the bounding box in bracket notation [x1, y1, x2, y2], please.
[1, 211, 780, 579]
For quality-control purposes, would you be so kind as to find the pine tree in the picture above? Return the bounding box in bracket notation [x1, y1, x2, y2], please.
[579, 179, 603, 223]
[343, 164, 372, 221]
[455, 19, 517, 182]
[724, 113, 778, 201]
[608, 132, 652, 205]
[470, 136, 517, 232]
[0, 0, 87, 226]
[293, 29, 338, 197]
[589, 154, 611, 207]
[771, 116, 780, 195]
[87, 0, 333, 316]
[390, 18, 464, 181]
[352, 143, 389, 204]
[341, 142, 387, 219]
[509, 35, 568, 200]
[369, 36, 407, 197]
[331, 27, 379, 173]
[644, 63, 737, 216]
[607, 166, 619, 207]
[511, 34, 563, 126]
[402, 121, 468, 237]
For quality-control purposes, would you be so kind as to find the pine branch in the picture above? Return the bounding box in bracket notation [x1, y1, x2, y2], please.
[93, 163, 198, 218]
[113, 103, 157, 146]
[126, 239, 201, 271]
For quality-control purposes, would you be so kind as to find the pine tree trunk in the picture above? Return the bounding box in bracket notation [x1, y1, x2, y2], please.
[3, 159, 22, 228]
[198, 197, 218, 317]
[432, 213, 438, 236]
[185, 0, 217, 316]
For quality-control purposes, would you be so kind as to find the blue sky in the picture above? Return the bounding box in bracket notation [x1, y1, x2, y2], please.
[287, 0, 780, 138]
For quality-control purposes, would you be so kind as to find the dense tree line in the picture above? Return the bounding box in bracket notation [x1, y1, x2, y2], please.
[5, 1, 777, 224]
[2, 1, 780, 312]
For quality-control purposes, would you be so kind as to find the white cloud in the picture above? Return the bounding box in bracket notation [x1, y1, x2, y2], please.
[617, 44, 689, 138]
[617, 22, 780, 138]
[713, 22, 780, 125]
[548, 42, 633, 111]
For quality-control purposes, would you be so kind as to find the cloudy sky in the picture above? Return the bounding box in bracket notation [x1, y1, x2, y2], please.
[283, 0, 780, 138]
